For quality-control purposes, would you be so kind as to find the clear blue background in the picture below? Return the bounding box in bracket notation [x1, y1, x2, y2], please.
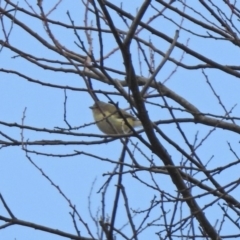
[0, 0, 240, 239]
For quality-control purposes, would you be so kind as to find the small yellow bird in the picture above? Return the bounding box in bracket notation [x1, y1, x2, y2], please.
[90, 101, 142, 134]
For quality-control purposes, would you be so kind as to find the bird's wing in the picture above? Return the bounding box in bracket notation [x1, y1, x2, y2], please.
[107, 104, 136, 120]
[118, 109, 136, 120]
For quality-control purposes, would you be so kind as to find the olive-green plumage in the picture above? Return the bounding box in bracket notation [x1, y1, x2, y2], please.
[90, 101, 142, 134]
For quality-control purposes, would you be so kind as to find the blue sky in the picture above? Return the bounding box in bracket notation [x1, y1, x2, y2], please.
[1, 0, 240, 239]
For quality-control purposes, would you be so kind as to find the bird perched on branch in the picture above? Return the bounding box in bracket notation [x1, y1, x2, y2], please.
[90, 101, 142, 134]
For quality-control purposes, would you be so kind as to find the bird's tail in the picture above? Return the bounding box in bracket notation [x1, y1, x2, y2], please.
[133, 120, 142, 127]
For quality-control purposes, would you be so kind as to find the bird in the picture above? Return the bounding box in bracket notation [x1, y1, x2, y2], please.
[89, 101, 142, 134]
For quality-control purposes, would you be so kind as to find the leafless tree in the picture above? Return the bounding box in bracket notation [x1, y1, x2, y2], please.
[1, 1, 240, 240]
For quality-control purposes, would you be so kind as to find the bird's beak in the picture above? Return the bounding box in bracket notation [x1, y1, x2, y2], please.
[89, 106, 93, 109]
